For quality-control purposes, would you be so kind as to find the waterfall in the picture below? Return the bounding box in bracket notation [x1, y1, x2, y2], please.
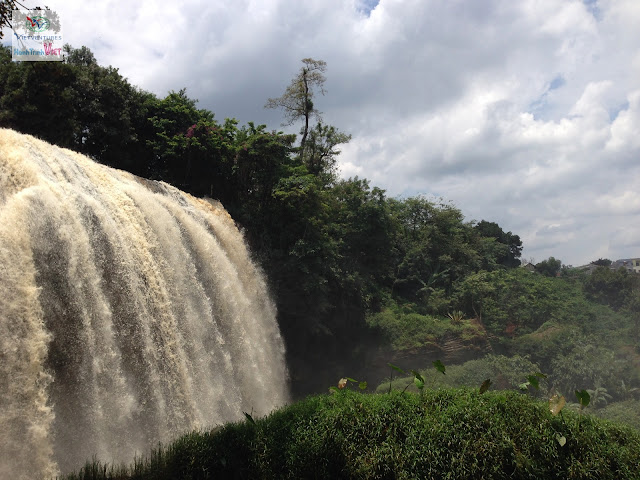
[0, 129, 289, 478]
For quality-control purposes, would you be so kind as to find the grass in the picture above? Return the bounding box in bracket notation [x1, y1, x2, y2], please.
[60, 388, 640, 479]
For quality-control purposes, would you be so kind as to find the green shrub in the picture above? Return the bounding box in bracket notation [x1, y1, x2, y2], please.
[62, 389, 640, 480]
[594, 399, 640, 431]
[366, 303, 483, 352]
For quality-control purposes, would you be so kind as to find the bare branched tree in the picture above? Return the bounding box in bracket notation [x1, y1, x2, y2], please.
[265, 58, 327, 154]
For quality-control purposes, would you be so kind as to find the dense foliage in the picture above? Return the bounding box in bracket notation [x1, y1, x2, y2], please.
[2, 46, 639, 407]
[61, 389, 640, 480]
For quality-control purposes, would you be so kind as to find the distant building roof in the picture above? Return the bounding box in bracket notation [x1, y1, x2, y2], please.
[611, 258, 640, 272]
[520, 262, 535, 272]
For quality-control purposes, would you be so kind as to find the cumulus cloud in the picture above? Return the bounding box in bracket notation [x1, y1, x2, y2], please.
[5, 0, 640, 265]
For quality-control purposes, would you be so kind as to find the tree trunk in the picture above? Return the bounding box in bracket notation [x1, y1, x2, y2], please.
[300, 68, 310, 155]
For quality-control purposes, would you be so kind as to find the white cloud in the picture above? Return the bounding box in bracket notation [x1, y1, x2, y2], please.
[607, 90, 640, 153]
[7, 0, 640, 265]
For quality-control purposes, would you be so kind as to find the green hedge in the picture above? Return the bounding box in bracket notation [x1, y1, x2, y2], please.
[63, 388, 640, 480]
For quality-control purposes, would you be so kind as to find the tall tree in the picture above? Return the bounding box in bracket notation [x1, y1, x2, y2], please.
[265, 58, 326, 155]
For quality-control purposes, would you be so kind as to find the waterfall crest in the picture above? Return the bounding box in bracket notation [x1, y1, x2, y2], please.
[0, 129, 288, 478]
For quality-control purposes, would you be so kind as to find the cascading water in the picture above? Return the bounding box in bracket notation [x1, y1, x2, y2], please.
[0, 129, 289, 478]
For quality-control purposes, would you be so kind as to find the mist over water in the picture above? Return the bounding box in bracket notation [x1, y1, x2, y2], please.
[0, 129, 288, 478]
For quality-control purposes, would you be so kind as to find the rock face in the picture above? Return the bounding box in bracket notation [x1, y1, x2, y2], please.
[0, 129, 289, 478]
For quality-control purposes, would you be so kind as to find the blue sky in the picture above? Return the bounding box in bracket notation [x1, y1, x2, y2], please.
[359, 0, 380, 15]
[3, 0, 640, 266]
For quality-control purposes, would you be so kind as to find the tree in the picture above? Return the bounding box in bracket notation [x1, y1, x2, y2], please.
[550, 343, 621, 398]
[535, 257, 562, 277]
[329, 177, 393, 297]
[301, 122, 351, 184]
[587, 386, 613, 409]
[473, 220, 522, 268]
[0, 45, 78, 146]
[0, 44, 156, 174]
[146, 88, 214, 182]
[0, 1, 17, 38]
[64, 47, 153, 171]
[389, 197, 480, 304]
[582, 266, 638, 311]
[452, 267, 599, 339]
[64, 44, 97, 66]
[265, 58, 326, 155]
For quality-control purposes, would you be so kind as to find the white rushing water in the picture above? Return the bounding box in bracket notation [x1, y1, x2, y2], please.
[0, 129, 288, 478]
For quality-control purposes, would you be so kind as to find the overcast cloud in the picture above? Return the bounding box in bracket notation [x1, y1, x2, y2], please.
[4, 0, 639, 266]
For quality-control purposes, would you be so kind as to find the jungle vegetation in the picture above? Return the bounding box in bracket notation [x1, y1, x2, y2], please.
[2, 45, 639, 415]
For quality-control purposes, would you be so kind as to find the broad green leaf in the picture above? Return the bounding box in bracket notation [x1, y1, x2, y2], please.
[412, 370, 425, 390]
[243, 411, 256, 425]
[533, 372, 547, 379]
[555, 433, 566, 446]
[329, 386, 339, 393]
[359, 381, 367, 390]
[388, 363, 405, 374]
[519, 382, 530, 392]
[527, 375, 540, 390]
[414, 376, 425, 390]
[433, 360, 446, 375]
[575, 389, 591, 409]
[479, 379, 491, 394]
[346, 377, 358, 383]
[549, 394, 566, 416]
